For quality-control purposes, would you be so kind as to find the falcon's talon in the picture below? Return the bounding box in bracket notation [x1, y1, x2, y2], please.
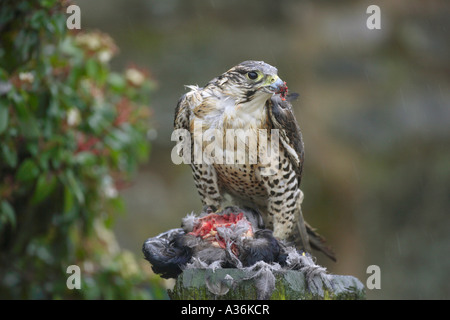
[202, 205, 218, 214]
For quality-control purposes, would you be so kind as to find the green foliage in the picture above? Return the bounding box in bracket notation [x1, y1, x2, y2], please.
[0, 0, 165, 299]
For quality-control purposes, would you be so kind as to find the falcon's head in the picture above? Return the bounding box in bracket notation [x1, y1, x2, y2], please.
[213, 60, 287, 105]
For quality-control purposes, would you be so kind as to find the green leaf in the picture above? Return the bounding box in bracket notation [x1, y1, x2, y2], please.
[41, 0, 58, 8]
[85, 58, 99, 78]
[31, 173, 57, 205]
[65, 169, 84, 205]
[63, 185, 74, 213]
[26, 142, 39, 157]
[108, 73, 126, 92]
[0, 100, 9, 134]
[16, 159, 40, 182]
[1, 144, 17, 168]
[15, 101, 40, 139]
[51, 12, 67, 37]
[30, 10, 47, 29]
[0, 200, 16, 228]
[74, 151, 97, 166]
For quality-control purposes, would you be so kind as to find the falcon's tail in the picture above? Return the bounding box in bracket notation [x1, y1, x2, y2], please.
[305, 222, 337, 262]
[294, 206, 337, 262]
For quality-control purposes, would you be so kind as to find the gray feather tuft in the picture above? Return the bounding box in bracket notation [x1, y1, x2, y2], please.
[181, 212, 198, 232]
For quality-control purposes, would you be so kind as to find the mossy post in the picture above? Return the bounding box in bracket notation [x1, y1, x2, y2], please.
[169, 268, 365, 300]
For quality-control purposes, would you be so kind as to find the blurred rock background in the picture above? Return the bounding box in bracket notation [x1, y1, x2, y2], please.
[75, 0, 450, 299]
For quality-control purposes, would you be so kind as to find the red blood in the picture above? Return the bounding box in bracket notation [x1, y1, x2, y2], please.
[188, 212, 253, 255]
[277, 81, 288, 101]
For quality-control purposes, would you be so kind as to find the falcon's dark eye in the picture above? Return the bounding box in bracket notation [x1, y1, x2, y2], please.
[247, 71, 258, 80]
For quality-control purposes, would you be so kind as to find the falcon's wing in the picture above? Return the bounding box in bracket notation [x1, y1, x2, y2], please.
[267, 94, 336, 261]
[174, 87, 223, 209]
[174, 86, 203, 160]
[174, 90, 192, 131]
[267, 94, 304, 185]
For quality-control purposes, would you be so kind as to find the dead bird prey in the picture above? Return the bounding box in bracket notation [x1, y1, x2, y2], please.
[142, 206, 364, 300]
[143, 206, 287, 279]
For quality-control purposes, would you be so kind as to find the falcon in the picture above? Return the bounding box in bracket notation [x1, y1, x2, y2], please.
[174, 60, 335, 260]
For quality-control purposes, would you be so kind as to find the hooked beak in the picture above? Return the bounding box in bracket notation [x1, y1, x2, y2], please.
[267, 76, 286, 93]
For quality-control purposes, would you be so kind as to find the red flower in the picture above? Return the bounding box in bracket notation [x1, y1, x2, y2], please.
[75, 133, 101, 155]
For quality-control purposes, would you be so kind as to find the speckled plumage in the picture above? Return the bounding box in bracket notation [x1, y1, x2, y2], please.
[174, 61, 335, 260]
